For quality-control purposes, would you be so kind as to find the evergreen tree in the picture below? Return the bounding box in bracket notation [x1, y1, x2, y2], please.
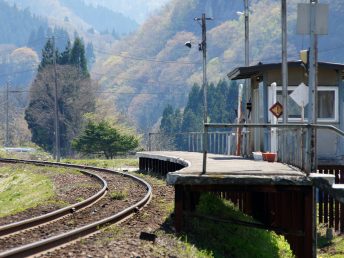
[184, 84, 203, 115]
[72, 120, 139, 159]
[160, 105, 175, 134]
[181, 110, 202, 132]
[59, 40, 71, 65]
[160, 80, 238, 135]
[70, 37, 88, 76]
[85, 42, 95, 68]
[38, 38, 57, 71]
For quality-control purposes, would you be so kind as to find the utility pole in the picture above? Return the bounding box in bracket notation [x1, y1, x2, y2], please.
[52, 36, 61, 162]
[5, 81, 9, 147]
[195, 13, 212, 174]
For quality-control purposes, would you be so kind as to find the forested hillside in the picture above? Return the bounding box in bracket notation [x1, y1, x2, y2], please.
[59, 0, 138, 36]
[160, 80, 238, 145]
[5, 0, 138, 37]
[0, 0, 47, 46]
[93, 0, 344, 132]
[83, 0, 169, 23]
[0, 0, 48, 86]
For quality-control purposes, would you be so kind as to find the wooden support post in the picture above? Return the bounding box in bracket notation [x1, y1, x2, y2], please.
[139, 158, 143, 171]
[304, 186, 315, 258]
[334, 169, 339, 230]
[143, 158, 147, 172]
[319, 189, 323, 224]
[175, 185, 184, 232]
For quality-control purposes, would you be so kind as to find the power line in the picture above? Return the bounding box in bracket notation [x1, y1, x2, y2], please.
[93, 48, 201, 65]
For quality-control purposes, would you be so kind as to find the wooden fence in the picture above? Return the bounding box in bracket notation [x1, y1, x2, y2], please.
[223, 165, 344, 233]
[318, 165, 344, 232]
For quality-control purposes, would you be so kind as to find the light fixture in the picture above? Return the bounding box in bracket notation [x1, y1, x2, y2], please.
[184, 41, 192, 48]
[236, 11, 244, 16]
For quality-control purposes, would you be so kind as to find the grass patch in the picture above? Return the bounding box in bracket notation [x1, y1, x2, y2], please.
[99, 224, 123, 245]
[62, 158, 138, 169]
[0, 148, 53, 161]
[317, 224, 344, 257]
[109, 190, 127, 200]
[0, 165, 54, 217]
[176, 241, 213, 258]
[182, 193, 295, 258]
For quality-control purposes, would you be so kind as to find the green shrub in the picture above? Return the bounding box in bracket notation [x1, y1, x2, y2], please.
[184, 193, 295, 258]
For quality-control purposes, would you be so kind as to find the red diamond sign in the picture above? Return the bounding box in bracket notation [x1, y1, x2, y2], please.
[269, 101, 283, 118]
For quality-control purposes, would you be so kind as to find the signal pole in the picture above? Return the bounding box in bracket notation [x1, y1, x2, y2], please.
[52, 36, 61, 162]
[195, 13, 212, 174]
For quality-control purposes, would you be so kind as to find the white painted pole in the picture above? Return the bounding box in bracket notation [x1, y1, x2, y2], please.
[271, 82, 278, 153]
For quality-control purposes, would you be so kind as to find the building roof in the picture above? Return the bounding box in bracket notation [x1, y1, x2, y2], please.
[227, 61, 344, 80]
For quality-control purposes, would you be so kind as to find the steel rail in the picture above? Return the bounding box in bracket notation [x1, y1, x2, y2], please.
[0, 165, 107, 237]
[0, 158, 152, 258]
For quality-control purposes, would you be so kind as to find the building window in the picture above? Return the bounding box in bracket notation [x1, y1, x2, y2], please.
[318, 91, 335, 119]
[269, 86, 338, 122]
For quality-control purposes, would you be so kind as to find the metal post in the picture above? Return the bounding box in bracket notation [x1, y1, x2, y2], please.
[148, 133, 152, 151]
[52, 36, 61, 162]
[5, 81, 9, 147]
[194, 13, 212, 173]
[281, 0, 288, 124]
[307, 0, 318, 174]
[201, 13, 208, 173]
[308, 2, 318, 256]
[236, 84, 243, 156]
[243, 0, 250, 156]
[281, 0, 288, 164]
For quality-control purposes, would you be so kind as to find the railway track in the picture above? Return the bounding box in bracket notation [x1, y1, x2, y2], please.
[0, 158, 152, 258]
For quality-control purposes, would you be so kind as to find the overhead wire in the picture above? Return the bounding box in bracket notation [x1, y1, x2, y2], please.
[93, 48, 201, 65]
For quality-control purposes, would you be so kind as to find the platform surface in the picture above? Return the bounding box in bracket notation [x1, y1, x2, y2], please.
[137, 151, 313, 186]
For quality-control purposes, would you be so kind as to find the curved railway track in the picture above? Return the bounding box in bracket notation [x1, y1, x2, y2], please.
[0, 158, 152, 258]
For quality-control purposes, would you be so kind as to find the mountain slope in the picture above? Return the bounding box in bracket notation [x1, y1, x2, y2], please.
[0, 0, 47, 46]
[93, 0, 344, 132]
[83, 0, 169, 24]
[59, 0, 138, 35]
[4, 0, 138, 37]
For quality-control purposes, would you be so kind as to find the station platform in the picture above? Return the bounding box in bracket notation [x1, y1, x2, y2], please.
[136, 151, 326, 257]
[137, 151, 312, 186]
